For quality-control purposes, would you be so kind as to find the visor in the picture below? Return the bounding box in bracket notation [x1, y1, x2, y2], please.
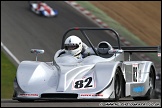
[64, 44, 79, 50]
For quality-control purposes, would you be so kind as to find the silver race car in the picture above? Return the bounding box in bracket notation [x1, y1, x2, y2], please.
[12, 27, 161, 102]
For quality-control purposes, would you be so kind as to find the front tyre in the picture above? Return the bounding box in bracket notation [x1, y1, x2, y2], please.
[114, 68, 123, 101]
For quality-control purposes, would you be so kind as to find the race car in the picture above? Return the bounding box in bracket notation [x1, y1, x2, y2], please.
[12, 27, 161, 102]
[29, 1, 58, 17]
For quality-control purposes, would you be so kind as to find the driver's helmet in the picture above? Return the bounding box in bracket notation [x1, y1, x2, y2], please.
[64, 35, 83, 56]
[37, 1, 45, 6]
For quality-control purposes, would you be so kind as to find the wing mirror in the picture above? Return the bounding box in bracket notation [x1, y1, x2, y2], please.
[108, 49, 123, 54]
[31, 49, 44, 61]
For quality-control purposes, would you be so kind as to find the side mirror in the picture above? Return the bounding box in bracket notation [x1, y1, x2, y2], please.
[31, 49, 44, 61]
[108, 49, 123, 54]
[108, 49, 123, 61]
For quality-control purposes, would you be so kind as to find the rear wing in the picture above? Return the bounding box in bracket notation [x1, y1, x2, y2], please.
[113, 46, 160, 53]
[113, 46, 161, 60]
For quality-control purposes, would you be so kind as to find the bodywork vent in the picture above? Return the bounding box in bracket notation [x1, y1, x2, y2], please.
[41, 93, 78, 98]
[125, 65, 132, 82]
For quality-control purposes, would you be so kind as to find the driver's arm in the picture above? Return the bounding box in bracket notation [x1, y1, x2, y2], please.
[81, 43, 91, 58]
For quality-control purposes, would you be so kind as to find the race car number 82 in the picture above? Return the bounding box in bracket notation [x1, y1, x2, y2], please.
[74, 77, 92, 88]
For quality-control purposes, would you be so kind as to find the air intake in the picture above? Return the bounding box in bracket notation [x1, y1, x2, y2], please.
[41, 93, 78, 98]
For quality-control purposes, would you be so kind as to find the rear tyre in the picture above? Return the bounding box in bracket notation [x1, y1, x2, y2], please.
[39, 10, 44, 16]
[28, 1, 32, 10]
[54, 10, 58, 17]
[133, 67, 155, 100]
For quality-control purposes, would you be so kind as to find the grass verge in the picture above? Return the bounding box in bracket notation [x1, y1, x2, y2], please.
[1, 51, 16, 99]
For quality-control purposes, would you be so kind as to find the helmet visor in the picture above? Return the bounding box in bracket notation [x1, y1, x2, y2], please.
[64, 44, 79, 50]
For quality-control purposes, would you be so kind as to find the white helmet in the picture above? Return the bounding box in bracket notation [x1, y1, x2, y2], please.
[64, 35, 83, 56]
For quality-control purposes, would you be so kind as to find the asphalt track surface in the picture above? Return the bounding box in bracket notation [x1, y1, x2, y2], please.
[1, 1, 161, 107]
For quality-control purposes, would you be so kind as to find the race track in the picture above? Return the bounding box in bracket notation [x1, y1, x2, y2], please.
[1, 1, 161, 107]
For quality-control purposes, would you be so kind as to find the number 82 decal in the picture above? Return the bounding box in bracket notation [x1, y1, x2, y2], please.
[72, 74, 95, 90]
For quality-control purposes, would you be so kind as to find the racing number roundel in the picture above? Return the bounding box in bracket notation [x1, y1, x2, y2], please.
[72, 73, 95, 90]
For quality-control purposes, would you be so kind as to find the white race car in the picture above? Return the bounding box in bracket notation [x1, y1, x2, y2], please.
[29, 1, 58, 17]
[12, 27, 161, 102]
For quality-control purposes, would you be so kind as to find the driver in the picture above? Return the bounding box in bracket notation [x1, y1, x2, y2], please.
[36, 1, 47, 12]
[54, 35, 89, 60]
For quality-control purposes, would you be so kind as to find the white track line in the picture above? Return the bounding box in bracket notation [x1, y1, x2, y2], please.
[1, 42, 20, 64]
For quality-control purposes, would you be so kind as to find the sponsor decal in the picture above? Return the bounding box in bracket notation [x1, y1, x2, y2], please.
[19, 93, 39, 97]
[133, 86, 144, 93]
[80, 94, 103, 97]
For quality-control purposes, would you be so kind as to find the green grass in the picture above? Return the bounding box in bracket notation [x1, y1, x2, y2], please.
[1, 51, 17, 99]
